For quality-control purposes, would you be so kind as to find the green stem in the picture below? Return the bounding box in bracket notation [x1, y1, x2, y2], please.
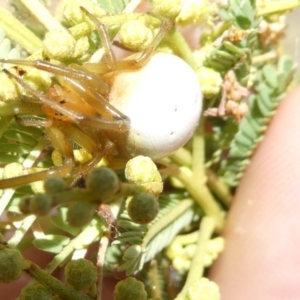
[142, 199, 194, 247]
[148, 261, 163, 299]
[46, 223, 103, 273]
[200, 20, 232, 46]
[192, 121, 205, 180]
[169, 147, 192, 167]
[175, 216, 216, 300]
[0, 6, 42, 54]
[206, 169, 232, 208]
[162, 165, 224, 231]
[26, 261, 93, 300]
[166, 28, 197, 70]
[20, 0, 65, 31]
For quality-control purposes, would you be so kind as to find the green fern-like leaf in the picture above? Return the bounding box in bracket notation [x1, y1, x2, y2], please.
[114, 193, 200, 275]
[0, 27, 21, 67]
[97, 0, 131, 13]
[221, 55, 297, 186]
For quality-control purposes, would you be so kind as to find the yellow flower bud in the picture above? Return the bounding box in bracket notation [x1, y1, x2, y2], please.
[119, 20, 153, 52]
[152, 0, 182, 21]
[125, 156, 163, 196]
[187, 277, 220, 300]
[3, 163, 23, 179]
[73, 148, 92, 164]
[0, 72, 22, 102]
[64, 0, 105, 26]
[43, 29, 76, 60]
[197, 67, 223, 99]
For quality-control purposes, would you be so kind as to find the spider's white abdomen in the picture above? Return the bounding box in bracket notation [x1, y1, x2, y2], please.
[109, 52, 202, 159]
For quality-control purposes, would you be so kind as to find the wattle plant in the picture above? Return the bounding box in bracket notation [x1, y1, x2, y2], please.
[0, 0, 299, 299]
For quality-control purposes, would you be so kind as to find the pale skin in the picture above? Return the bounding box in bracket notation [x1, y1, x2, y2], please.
[208, 85, 300, 299]
[2, 86, 300, 300]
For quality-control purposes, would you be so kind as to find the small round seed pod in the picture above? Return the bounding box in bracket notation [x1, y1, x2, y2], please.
[65, 258, 97, 291]
[0, 248, 24, 283]
[85, 167, 120, 203]
[44, 177, 68, 195]
[66, 202, 95, 227]
[127, 193, 159, 224]
[20, 284, 53, 300]
[113, 277, 147, 300]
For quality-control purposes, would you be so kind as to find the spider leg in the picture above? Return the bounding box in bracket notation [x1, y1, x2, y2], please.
[3, 69, 129, 132]
[0, 158, 74, 189]
[82, 8, 172, 72]
[15, 116, 53, 127]
[80, 7, 117, 70]
[0, 101, 44, 117]
[57, 65, 129, 129]
[0, 122, 103, 189]
[127, 18, 173, 68]
[0, 59, 109, 94]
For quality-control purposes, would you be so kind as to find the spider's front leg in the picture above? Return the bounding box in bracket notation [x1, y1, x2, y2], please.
[82, 7, 173, 72]
[0, 61, 130, 132]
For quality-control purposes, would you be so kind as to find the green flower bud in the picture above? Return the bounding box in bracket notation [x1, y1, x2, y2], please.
[20, 194, 52, 216]
[65, 259, 97, 291]
[127, 193, 159, 224]
[114, 277, 147, 300]
[19, 196, 31, 215]
[20, 284, 53, 300]
[85, 167, 120, 203]
[66, 202, 95, 227]
[29, 194, 53, 216]
[0, 248, 24, 283]
[44, 177, 68, 195]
